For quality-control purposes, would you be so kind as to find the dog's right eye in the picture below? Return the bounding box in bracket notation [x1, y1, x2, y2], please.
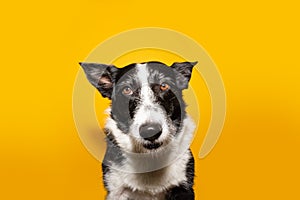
[122, 87, 133, 96]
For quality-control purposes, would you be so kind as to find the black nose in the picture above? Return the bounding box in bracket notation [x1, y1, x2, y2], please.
[139, 123, 162, 142]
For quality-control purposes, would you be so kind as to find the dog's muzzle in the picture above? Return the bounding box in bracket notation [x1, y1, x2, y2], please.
[139, 123, 162, 142]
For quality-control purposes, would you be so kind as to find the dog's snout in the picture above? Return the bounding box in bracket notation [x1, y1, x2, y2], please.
[139, 123, 162, 142]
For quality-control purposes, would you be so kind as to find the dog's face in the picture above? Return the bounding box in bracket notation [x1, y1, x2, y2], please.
[80, 61, 196, 153]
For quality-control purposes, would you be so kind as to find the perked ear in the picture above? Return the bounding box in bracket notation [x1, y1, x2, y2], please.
[79, 62, 119, 99]
[171, 61, 198, 89]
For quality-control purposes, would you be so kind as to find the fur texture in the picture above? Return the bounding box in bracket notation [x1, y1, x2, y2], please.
[80, 61, 197, 200]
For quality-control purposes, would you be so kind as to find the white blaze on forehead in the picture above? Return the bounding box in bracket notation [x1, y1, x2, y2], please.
[136, 63, 149, 85]
[136, 63, 154, 105]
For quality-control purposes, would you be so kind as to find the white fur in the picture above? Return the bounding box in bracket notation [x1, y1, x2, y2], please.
[131, 64, 171, 143]
[105, 115, 132, 151]
[103, 63, 196, 199]
[136, 63, 148, 84]
[136, 63, 155, 106]
[104, 115, 195, 199]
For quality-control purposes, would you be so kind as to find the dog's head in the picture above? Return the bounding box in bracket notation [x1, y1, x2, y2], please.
[80, 61, 197, 153]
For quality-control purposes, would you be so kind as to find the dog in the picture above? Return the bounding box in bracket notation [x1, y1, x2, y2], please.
[80, 61, 197, 200]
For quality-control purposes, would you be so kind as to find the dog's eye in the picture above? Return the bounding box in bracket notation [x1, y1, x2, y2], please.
[160, 83, 170, 91]
[122, 86, 133, 95]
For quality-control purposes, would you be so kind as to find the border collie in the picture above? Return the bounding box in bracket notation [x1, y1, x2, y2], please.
[79, 61, 197, 200]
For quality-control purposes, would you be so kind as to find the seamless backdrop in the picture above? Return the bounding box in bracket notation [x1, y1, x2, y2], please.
[1, 0, 300, 200]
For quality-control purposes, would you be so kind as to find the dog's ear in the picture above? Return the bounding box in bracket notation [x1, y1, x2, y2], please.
[171, 61, 197, 89]
[79, 62, 119, 99]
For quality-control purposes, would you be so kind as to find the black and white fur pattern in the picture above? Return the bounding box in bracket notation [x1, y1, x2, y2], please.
[80, 61, 197, 200]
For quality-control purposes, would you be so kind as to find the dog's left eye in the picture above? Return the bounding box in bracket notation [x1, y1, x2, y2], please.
[160, 83, 170, 91]
[122, 86, 133, 95]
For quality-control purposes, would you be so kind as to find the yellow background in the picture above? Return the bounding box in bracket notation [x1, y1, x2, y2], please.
[1, 0, 299, 199]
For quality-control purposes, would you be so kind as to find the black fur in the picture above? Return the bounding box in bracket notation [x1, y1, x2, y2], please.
[165, 149, 195, 199]
[80, 61, 197, 200]
[102, 148, 195, 199]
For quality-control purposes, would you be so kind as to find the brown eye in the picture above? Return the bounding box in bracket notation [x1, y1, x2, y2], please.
[160, 83, 170, 91]
[122, 87, 133, 95]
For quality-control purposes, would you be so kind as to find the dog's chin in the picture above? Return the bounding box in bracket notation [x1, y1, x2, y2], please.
[142, 142, 163, 150]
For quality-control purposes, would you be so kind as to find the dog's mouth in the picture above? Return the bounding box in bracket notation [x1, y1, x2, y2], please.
[143, 142, 163, 150]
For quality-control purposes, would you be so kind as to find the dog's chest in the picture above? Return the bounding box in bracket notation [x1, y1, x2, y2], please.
[105, 151, 190, 199]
